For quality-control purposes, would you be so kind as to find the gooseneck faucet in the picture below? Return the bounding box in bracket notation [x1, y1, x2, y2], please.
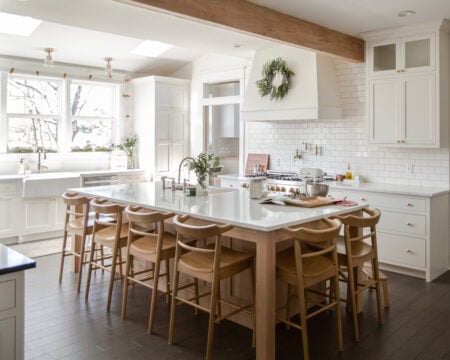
[177, 156, 194, 185]
[37, 147, 48, 173]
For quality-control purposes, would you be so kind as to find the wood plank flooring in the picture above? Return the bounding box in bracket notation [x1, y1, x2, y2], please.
[25, 254, 450, 359]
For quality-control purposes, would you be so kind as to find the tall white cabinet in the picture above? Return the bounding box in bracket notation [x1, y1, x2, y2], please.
[362, 20, 449, 147]
[132, 76, 190, 179]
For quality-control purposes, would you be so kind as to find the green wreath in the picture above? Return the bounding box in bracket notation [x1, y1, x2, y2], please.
[256, 57, 294, 101]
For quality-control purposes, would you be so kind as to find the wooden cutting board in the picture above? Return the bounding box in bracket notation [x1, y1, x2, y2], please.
[245, 154, 270, 175]
[261, 196, 338, 208]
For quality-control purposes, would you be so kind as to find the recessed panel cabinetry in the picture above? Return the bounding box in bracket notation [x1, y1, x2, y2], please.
[0, 181, 20, 243]
[328, 187, 449, 282]
[132, 76, 190, 179]
[363, 21, 449, 148]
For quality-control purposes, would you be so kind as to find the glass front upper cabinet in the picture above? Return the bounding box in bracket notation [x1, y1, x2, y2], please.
[369, 34, 435, 76]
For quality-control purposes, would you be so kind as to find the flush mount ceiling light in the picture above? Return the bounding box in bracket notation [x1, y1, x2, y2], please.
[131, 40, 173, 58]
[398, 10, 416, 17]
[105, 57, 113, 79]
[0, 11, 42, 36]
[43, 48, 54, 67]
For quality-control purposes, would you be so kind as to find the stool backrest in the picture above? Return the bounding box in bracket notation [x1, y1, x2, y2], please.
[62, 192, 91, 227]
[125, 205, 175, 252]
[90, 198, 124, 234]
[337, 208, 381, 245]
[173, 215, 233, 272]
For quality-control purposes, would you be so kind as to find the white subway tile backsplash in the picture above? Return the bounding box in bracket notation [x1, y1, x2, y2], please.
[246, 59, 449, 187]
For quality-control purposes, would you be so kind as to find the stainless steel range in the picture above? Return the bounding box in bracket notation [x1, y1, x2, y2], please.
[246, 168, 326, 194]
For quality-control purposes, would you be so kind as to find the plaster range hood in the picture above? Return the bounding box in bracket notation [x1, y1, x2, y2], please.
[241, 44, 342, 121]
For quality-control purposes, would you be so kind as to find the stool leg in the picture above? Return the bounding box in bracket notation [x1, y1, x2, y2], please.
[121, 252, 133, 320]
[59, 227, 69, 284]
[76, 233, 87, 293]
[347, 266, 359, 342]
[106, 243, 120, 312]
[333, 264, 343, 351]
[206, 276, 220, 360]
[298, 286, 310, 360]
[85, 240, 97, 302]
[148, 259, 161, 334]
[168, 248, 181, 345]
[285, 284, 293, 330]
[165, 259, 170, 304]
[250, 261, 256, 348]
[372, 258, 383, 325]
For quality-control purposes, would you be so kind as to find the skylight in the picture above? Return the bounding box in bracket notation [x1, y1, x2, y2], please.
[0, 12, 42, 36]
[131, 40, 173, 58]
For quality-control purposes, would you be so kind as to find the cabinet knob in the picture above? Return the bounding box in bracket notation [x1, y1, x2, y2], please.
[361, 197, 367, 201]
[406, 222, 414, 227]
[397, 69, 406, 73]
[397, 140, 401, 143]
[407, 203, 414, 207]
[406, 249, 413, 254]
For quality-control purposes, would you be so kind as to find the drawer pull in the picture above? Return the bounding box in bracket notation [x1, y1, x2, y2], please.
[361, 197, 367, 201]
[406, 249, 413, 254]
[406, 203, 414, 207]
[406, 222, 414, 227]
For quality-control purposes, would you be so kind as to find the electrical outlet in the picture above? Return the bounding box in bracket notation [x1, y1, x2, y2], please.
[406, 163, 414, 174]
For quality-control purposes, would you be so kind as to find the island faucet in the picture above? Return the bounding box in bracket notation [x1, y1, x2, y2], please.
[177, 156, 194, 185]
[37, 147, 48, 173]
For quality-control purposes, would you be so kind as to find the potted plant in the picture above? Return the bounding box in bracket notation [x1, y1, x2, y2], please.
[187, 152, 220, 193]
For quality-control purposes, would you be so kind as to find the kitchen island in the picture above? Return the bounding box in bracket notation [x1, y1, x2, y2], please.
[70, 182, 367, 360]
[0, 244, 36, 360]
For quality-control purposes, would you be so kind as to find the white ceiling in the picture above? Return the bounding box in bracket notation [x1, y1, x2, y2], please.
[0, 0, 449, 76]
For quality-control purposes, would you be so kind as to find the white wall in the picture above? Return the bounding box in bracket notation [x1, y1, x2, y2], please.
[246, 59, 449, 188]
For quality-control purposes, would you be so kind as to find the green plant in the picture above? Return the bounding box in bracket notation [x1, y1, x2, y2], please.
[120, 135, 138, 157]
[187, 152, 220, 189]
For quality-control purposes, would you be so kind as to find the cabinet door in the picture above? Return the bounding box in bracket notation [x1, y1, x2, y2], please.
[369, 39, 398, 76]
[0, 317, 16, 360]
[23, 198, 53, 232]
[401, 74, 436, 145]
[369, 78, 399, 144]
[0, 196, 19, 238]
[401, 34, 435, 73]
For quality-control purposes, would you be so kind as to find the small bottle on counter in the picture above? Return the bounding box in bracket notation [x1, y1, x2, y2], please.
[345, 164, 353, 180]
[18, 158, 25, 175]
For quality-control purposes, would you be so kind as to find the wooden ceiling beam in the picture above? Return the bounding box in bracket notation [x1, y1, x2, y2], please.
[118, 0, 364, 62]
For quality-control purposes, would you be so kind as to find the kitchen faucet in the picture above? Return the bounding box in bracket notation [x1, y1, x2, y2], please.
[37, 147, 48, 173]
[177, 156, 194, 185]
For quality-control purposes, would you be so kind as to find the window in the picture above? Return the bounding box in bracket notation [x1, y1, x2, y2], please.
[7, 76, 61, 152]
[70, 81, 116, 151]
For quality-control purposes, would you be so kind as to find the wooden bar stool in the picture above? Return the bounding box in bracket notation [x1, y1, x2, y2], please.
[335, 208, 383, 341]
[168, 215, 255, 360]
[59, 192, 92, 293]
[121, 206, 176, 333]
[277, 218, 343, 360]
[84, 198, 129, 312]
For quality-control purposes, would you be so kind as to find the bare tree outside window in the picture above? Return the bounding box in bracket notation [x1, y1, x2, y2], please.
[7, 77, 60, 152]
[70, 82, 115, 152]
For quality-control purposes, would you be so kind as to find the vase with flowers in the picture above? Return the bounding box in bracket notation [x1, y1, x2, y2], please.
[120, 135, 138, 169]
[187, 152, 220, 195]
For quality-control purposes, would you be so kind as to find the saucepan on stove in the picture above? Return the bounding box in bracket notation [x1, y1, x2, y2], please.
[304, 178, 329, 197]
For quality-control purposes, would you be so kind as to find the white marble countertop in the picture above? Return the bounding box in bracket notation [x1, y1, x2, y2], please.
[0, 169, 148, 181]
[219, 174, 449, 197]
[70, 182, 367, 232]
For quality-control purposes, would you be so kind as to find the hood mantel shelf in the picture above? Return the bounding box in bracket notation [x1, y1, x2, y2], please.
[241, 45, 342, 121]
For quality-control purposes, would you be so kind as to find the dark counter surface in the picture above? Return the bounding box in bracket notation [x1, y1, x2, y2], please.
[0, 243, 36, 275]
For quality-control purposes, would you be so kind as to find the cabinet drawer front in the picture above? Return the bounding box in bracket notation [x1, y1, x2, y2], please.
[0, 279, 16, 311]
[378, 232, 425, 268]
[0, 182, 17, 195]
[378, 210, 426, 236]
[347, 191, 426, 213]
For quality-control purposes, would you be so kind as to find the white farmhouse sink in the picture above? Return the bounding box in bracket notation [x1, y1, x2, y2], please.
[22, 172, 81, 198]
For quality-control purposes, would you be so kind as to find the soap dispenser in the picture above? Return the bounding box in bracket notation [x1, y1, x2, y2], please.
[18, 158, 25, 175]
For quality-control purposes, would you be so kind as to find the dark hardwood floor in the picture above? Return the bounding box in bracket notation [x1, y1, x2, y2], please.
[25, 254, 450, 359]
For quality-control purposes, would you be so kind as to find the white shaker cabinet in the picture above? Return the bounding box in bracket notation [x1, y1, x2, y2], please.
[362, 20, 449, 148]
[0, 181, 20, 244]
[329, 186, 449, 282]
[132, 76, 190, 179]
[22, 197, 65, 240]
